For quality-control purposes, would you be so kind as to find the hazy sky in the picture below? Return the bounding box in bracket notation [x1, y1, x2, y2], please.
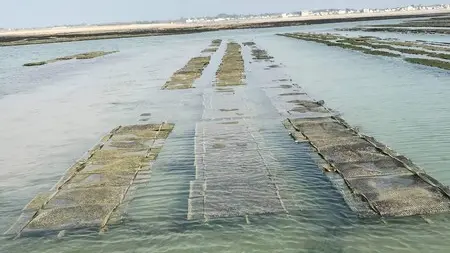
[1, 0, 444, 28]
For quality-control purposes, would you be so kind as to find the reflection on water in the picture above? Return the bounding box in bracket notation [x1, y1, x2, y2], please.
[1, 19, 450, 252]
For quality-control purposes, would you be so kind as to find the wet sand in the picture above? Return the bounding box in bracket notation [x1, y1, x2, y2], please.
[1, 10, 449, 47]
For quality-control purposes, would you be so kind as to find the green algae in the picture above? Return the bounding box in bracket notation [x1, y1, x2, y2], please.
[46, 187, 127, 208]
[109, 140, 148, 151]
[162, 56, 211, 90]
[323, 40, 401, 57]
[202, 39, 223, 53]
[380, 40, 450, 53]
[212, 143, 227, 149]
[52, 160, 89, 190]
[89, 147, 161, 166]
[23, 51, 118, 67]
[339, 27, 450, 35]
[66, 173, 135, 189]
[280, 32, 450, 71]
[215, 87, 235, 93]
[211, 39, 222, 46]
[219, 108, 239, 112]
[23, 61, 47, 67]
[26, 204, 113, 230]
[24, 192, 53, 211]
[372, 18, 450, 28]
[86, 155, 151, 176]
[216, 87, 234, 91]
[10, 123, 174, 235]
[339, 37, 450, 53]
[363, 50, 401, 57]
[202, 47, 219, 53]
[89, 149, 140, 165]
[216, 42, 245, 87]
[54, 56, 75, 61]
[220, 121, 240, 125]
[280, 92, 307, 96]
[405, 58, 450, 70]
[243, 41, 256, 46]
[251, 48, 274, 61]
[335, 37, 450, 59]
[74, 51, 117, 59]
[117, 123, 174, 139]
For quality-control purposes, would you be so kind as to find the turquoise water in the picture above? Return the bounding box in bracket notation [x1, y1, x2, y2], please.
[1, 19, 450, 252]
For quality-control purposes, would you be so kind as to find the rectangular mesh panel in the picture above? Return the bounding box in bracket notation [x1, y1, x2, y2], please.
[336, 158, 412, 178]
[288, 116, 450, 218]
[204, 177, 285, 219]
[347, 175, 450, 217]
[190, 121, 287, 221]
[7, 123, 174, 236]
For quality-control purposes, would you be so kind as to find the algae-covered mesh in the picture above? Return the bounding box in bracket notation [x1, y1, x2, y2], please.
[279, 32, 450, 71]
[23, 51, 118, 67]
[287, 100, 328, 114]
[287, 116, 450, 217]
[273, 75, 450, 218]
[202, 39, 223, 53]
[163, 55, 212, 90]
[6, 123, 174, 237]
[162, 39, 224, 90]
[251, 47, 274, 61]
[216, 42, 245, 87]
[346, 175, 450, 217]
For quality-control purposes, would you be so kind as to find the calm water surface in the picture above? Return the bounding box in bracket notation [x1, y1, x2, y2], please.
[1, 19, 450, 252]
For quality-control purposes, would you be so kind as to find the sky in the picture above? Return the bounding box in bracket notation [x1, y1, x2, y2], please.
[0, 0, 445, 28]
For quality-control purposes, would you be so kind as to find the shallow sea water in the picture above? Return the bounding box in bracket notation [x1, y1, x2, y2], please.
[1, 19, 450, 252]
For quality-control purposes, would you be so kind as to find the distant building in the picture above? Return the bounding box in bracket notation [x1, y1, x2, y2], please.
[281, 13, 294, 18]
[181, 4, 447, 26]
[300, 10, 311, 17]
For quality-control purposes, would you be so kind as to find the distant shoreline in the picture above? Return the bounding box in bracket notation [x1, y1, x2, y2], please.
[1, 10, 449, 47]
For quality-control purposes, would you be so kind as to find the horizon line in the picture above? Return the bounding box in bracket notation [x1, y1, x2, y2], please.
[1, 2, 449, 30]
